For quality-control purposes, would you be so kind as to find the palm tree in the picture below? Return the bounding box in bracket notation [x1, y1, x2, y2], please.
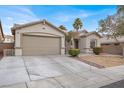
[69, 18, 83, 49]
[73, 18, 83, 32]
[59, 25, 67, 30]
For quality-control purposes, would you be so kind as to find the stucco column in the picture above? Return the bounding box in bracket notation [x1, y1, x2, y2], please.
[15, 31, 22, 56]
[61, 36, 65, 55]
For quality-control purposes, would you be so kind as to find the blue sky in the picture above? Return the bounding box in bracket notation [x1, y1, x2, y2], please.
[0, 5, 117, 35]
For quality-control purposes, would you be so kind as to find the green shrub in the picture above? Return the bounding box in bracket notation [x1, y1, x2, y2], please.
[93, 47, 102, 55]
[68, 49, 80, 57]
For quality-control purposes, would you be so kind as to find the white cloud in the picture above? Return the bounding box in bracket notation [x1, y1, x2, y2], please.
[6, 17, 13, 21]
[53, 8, 115, 23]
[53, 9, 95, 23]
[0, 6, 39, 35]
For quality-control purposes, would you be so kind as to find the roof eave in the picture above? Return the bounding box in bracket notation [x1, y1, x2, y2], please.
[44, 20, 66, 35]
[11, 19, 66, 35]
[80, 32, 102, 38]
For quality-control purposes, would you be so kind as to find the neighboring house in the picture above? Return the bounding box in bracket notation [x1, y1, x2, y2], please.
[0, 21, 14, 56]
[100, 36, 124, 55]
[67, 30, 101, 53]
[11, 19, 66, 56]
[3, 35, 14, 43]
[0, 21, 4, 43]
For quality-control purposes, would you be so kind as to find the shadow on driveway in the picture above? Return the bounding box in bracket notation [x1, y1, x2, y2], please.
[101, 79, 124, 88]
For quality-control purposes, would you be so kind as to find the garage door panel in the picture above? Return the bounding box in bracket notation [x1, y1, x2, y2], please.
[22, 35, 61, 56]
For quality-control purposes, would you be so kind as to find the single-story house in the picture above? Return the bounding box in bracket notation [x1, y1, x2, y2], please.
[0, 21, 4, 43]
[11, 20, 66, 56]
[101, 36, 124, 55]
[11, 19, 102, 56]
[67, 30, 101, 53]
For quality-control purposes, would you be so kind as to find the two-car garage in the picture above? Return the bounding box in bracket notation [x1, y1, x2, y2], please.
[11, 20, 65, 56]
[22, 35, 61, 56]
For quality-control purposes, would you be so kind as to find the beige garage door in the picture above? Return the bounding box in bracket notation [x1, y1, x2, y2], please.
[22, 35, 61, 56]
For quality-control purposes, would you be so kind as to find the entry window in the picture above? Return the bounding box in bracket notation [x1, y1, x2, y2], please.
[90, 39, 97, 48]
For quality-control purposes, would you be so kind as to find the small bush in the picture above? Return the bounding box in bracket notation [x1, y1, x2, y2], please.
[93, 47, 102, 55]
[68, 49, 80, 57]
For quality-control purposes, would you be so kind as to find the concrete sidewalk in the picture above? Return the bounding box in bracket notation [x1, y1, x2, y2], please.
[0, 55, 124, 88]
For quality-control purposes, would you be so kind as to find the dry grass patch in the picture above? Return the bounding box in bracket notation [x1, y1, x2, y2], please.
[79, 55, 124, 68]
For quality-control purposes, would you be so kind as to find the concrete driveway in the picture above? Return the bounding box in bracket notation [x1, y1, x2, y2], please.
[0, 55, 124, 88]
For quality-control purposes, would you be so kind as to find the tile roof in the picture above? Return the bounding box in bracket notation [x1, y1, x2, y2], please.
[11, 19, 66, 35]
[80, 31, 102, 38]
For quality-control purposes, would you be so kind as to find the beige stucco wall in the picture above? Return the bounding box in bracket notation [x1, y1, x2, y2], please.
[79, 37, 87, 53]
[79, 34, 101, 53]
[15, 22, 65, 56]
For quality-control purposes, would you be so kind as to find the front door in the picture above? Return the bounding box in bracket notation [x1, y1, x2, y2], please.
[74, 39, 79, 49]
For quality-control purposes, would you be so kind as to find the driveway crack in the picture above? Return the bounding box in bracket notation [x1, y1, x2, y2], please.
[25, 82, 28, 88]
[47, 56, 74, 73]
[52, 77, 65, 88]
[22, 56, 31, 81]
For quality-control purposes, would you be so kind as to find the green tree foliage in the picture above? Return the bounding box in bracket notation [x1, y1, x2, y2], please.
[59, 25, 67, 30]
[73, 18, 83, 31]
